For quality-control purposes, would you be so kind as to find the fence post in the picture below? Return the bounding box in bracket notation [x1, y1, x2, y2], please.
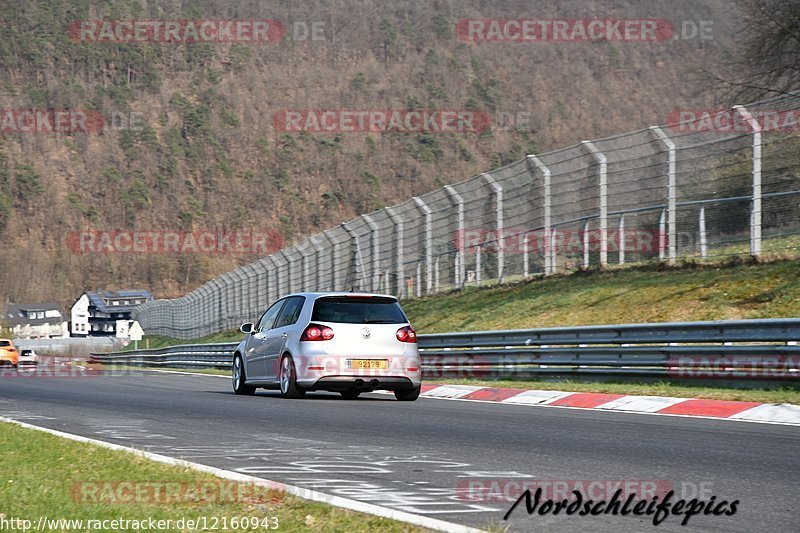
[475, 244, 481, 286]
[276, 251, 289, 297]
[650, 126, 677, 265]
[361, 214, 380, 292]
[583, 220, 590, 268]
[481, 173, 504, 283]
[385, 207, 405, 298]
[699, 206, 707, 258]
[444, 185, 466, 288]
[322, 229, 339, 291]
[413, 197, 433, 294]
[308, 235, 325, 291]
[342, 222, 365, 291]
[527, 155, 552, 275]
[581, 141, 608, 266]
[658, 210, 667, 260]
[415, 261, 422, 297]
[734, 105, 762, 258]
[618, 215, 625, 265]
[298, 243, 311, 292]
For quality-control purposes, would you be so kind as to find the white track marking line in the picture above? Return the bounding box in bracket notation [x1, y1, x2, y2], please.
[0, 416, 484, 533]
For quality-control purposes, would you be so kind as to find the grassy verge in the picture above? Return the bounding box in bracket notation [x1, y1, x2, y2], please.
[0, 421, 425, 532]
[403, 258, 800, 333]
[134, 259, 800, 347]
[426, 379, 800, 404]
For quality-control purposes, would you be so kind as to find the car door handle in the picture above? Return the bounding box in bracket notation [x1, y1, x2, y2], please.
[282, 333, 288, 338]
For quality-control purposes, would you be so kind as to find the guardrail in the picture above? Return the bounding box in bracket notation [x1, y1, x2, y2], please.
[91, 318, 800, 385]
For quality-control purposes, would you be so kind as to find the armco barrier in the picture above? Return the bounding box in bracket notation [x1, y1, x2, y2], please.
[91, 318, 800, 384]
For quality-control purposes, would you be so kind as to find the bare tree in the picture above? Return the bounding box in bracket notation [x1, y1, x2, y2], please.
[717, 0, 800, 102]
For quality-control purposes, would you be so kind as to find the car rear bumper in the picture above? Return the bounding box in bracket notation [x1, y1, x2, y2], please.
[301, 375, 418, 392]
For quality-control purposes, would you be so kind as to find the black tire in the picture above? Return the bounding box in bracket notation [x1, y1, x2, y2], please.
[279, 355, 306, 399]
[394, 385, 421, 401]
[232, 354, 256, 396]
[340, 390, 361, 400]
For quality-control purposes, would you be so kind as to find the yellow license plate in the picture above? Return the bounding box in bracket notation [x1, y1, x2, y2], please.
[348, 359, 388, 369]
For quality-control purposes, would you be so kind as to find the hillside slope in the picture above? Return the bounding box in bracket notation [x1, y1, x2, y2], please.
[0, 0, 741, 308]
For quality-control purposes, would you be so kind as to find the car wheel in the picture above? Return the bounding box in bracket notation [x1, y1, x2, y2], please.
[279, 355, 305, 399]
[394, 385, 421, 401]
[340, 390, 361, 400]
[232, 354, 256, 396]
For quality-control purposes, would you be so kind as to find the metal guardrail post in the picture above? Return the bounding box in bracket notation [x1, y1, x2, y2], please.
[650, 126, 678, 265]
[413, 197, 433, 294]
[527, 155, 552, 275]
[384, 207, 405, 298]
[443, 185, 466, 288]
[361, 214, 380, 292]
[481, 173, 504, 283]
[582, 141, 608, 266]
[734, 105, 763, 258]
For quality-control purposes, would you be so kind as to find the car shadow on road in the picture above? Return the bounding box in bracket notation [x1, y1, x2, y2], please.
[206, 390, 396, 401]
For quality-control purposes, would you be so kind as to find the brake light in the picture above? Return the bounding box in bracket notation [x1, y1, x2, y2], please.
[301, 323, 335, 341]
[396, 326, 417, 343]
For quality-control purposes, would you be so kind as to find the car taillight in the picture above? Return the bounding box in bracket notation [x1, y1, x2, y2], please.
[396, 326, 417, 343]
[301, 323, 335, 341]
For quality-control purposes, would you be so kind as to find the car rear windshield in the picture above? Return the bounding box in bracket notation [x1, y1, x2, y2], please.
[0, 340, 11, 347]
[312, 296, 407, 324]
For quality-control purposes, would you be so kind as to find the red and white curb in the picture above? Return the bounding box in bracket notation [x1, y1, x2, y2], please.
[145, 370, 800, 426]
[413, 384, 800, 425]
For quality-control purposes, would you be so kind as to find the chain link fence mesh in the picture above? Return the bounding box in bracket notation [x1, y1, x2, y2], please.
[136, 93, 800, 338]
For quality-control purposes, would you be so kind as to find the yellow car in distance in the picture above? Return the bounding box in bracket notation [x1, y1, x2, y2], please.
[0, 338, 19, 367]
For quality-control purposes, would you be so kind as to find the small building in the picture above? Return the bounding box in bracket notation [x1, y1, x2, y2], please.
[70, 290, 153, 337]
[3, 303, 69, 339]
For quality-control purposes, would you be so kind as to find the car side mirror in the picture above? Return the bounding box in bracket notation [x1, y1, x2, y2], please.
[240, 322, 255, 334]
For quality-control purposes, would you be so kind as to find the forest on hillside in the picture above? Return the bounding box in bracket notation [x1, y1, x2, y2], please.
[0, 0, 744, 309]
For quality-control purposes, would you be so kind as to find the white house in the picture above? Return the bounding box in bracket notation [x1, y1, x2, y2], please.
[3, 303, 69, 339]
[70, 289, 152, 337]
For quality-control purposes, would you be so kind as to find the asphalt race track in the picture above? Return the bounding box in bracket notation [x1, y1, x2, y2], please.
[1, 371, 797, 532]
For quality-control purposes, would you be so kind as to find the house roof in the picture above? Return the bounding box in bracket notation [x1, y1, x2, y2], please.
[3, 303, 65, 326]
[83, 289, 153, 314]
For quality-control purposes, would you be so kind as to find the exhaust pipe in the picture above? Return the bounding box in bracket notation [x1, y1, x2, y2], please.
[369, 379, 380, 391]
[354, 379, 365, 390]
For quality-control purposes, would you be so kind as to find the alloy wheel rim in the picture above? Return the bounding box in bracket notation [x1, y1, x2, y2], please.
[280, 358, 290, 393]
[233, 357, 241, 388]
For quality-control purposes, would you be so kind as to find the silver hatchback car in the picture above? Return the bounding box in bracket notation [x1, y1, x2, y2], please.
[232, 292, 422, 400]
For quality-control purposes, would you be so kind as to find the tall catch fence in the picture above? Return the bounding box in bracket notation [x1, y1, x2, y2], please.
[136, 93, 800, 339]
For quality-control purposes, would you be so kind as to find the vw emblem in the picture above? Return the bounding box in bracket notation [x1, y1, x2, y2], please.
[361, 327, 371, 339]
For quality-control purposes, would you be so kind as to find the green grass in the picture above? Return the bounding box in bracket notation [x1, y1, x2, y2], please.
[402, 258, 800, 333]
[0, 421, 426, 532]
[133, 258, 800, 348]
[427, 378, 800, 404]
